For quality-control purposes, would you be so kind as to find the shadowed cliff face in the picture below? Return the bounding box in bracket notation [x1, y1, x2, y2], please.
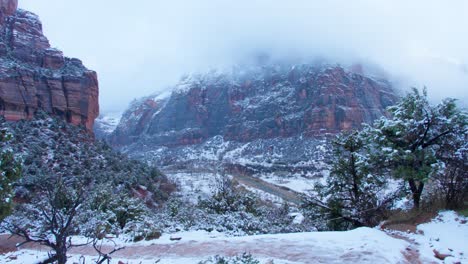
[111, 64, 397, 147]
[0, 0, 99, 130]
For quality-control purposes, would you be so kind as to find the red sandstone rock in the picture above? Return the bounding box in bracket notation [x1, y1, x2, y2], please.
[0, 3, 99, 131]
[433, 249, 452, 260]
[0, 0, 17, 18]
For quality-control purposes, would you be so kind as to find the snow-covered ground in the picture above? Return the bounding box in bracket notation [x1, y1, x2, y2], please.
[389, 211, 468, 264]
[2, 210, 466, 263]
[259, 173, 321, 193]
[1, 227, 409, 264]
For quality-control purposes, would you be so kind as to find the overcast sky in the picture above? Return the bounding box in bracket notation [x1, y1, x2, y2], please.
[20, 0, 468, 113]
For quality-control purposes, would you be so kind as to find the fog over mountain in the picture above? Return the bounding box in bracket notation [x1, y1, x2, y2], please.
[20, 0, 468, 112]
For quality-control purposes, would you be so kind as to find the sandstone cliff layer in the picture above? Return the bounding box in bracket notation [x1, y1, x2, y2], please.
[0, 0, 99, 130]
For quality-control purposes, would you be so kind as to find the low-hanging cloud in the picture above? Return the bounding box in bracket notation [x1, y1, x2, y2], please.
[20, 0, 468, 112]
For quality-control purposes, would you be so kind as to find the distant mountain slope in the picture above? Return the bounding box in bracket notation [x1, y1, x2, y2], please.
[109, 64, 398, 173]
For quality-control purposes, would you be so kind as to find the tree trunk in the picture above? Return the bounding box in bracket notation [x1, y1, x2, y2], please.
[408, 179, 424, 209]
[350, 153, 360, 203]
[55, 238, 68, 264]
[38, 255, 58, 264]
[56, 249, 67, 264]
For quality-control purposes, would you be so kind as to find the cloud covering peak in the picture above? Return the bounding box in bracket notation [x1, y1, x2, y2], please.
[20, 0, 468, 112]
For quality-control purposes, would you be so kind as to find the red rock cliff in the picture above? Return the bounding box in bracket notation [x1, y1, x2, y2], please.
[0, 0, 99, 130]
[110, 64, 397, 147]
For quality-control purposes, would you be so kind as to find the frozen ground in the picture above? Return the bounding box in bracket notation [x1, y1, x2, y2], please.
[259, 173, 322, 193]
[0, 227, 409, 264]
[1, 211, 466, 263]
[388, 211, 468, 264]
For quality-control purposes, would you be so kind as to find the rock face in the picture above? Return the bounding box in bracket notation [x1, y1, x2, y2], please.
[0, 1, 99, 130]
[109, 64, 397, 172]
[112, 64, 395, 146]
[0, 0, 17, 18]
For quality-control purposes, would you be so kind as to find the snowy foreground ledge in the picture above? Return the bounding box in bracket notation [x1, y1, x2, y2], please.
[2, 211, 467, 264]
[1, 228, 408, 264]
[391, 211, 468, 264]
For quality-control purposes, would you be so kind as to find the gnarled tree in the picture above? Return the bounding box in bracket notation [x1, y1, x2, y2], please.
[5, 176, 86, 264]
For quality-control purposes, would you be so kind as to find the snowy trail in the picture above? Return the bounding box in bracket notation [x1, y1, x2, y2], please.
[0, 228, 410, 264]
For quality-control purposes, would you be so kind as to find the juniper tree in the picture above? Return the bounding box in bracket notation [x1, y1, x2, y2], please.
[5, 177, 86, 264]
[370, 88, 467, 209]
[303, 131, 394, 230]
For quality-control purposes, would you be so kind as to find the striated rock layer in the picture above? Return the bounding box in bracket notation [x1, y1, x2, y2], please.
[0, 0, 99, 130]
[108, 64, 398, 172]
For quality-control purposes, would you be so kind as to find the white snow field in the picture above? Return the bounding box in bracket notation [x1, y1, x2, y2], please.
[392, 211, 468, 264]
[2, 210, 467, 263]
[1, 227, 408, 264]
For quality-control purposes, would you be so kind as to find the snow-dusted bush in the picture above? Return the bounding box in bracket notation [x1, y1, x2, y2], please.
[155, 182, 311, 236]
[198, 253, 260, 264]
[198, 176, 260, 215]
[302, 88, 467, 230]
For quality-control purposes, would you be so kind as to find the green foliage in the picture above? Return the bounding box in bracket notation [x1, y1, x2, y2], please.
[0, 129, 22, 221]
[302, 131, 395, 230]
[432, 127, 468, 209]
[369, 88, 467, 208]
[458, 209, 468, 217]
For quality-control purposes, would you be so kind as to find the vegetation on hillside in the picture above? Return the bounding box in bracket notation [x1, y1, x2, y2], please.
[0, 113, 175, 263]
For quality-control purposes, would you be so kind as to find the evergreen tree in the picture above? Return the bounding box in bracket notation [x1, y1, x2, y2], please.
[0, 129, 21, 221]
[303, 131, 394, 230]
[370, 88, 467, 209]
